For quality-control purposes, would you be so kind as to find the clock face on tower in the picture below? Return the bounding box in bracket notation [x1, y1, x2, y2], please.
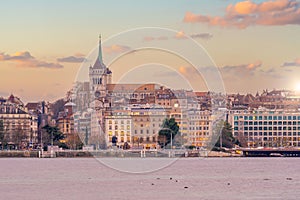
[95, 91, 101, 98]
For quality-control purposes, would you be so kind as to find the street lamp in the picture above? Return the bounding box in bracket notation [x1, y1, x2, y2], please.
[160, 128, 174, 150]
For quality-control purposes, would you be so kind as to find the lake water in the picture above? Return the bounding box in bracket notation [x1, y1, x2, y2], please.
[0, 157, 299, 200]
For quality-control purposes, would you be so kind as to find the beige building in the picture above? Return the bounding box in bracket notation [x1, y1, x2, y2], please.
[0, 95, 38, 149]
[131, 106, 168, 149]
[187, 109, 212, 147]
[57, 102, 75, 138]
[105, 109, 132, 147]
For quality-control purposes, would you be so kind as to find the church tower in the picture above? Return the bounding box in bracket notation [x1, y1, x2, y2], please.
[88, 35, 112, 148]
[89, 34, 112, 101]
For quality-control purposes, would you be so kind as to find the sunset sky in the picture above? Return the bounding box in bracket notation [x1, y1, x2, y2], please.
[1, 0, 300, 102]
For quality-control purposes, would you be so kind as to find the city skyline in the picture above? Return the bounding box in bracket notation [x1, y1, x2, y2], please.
[1, 0, 300, 102]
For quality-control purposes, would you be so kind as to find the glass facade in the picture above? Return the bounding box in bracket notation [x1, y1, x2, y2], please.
[231, 112, 300, 147]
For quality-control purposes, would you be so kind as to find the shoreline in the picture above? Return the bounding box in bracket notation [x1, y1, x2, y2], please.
[0, 150, 241, 158]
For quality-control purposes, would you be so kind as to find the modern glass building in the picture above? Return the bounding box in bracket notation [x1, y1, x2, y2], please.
[228, 109, 300, 147]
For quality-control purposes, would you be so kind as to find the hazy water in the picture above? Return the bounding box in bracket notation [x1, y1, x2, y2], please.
[0, 157, 299, 200]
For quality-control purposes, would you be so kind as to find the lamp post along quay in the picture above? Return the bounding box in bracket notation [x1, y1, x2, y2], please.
[160, 127, 175, 157]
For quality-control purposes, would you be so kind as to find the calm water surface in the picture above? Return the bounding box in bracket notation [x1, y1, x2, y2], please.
[0, 157, 299, 200]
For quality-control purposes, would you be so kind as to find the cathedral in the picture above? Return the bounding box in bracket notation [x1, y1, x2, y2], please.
[88, 35, 113, 147]
[89, 34, 112, 102]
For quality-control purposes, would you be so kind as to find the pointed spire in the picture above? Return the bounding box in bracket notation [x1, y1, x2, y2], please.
[92, 34, 106, 69]
[98, 34, 103, 64]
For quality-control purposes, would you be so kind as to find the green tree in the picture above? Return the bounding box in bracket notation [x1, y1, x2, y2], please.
[42, 125, 66, 149]
[158, 118, 179, 148]
[214, 121, 240, 149]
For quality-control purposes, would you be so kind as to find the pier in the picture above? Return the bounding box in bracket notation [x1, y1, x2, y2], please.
[240, 148, 300, 157]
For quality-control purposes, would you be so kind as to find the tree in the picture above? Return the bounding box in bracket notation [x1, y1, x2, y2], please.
[42, 125, 66, 149]
[214, 121, 240, 149]
[11, 125, 27, 150]
[158, 118, 179, 148]
[65, 133, 84, 150]
[51, 99, 65, 119]
[0, 120, 7, 149]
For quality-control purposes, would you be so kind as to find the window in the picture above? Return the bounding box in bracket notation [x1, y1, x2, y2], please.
[283, 116, 287, 120]
[153, 136, 156, 142]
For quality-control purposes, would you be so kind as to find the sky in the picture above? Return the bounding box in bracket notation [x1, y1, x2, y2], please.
[1, 0, 300, 102]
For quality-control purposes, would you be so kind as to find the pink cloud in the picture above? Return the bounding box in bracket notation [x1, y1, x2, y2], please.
[0, 51, 63, 69]
[57, 54, 86, 63]
[184, 0, 300, 29]
[282, 57, 300, 67]
[143, 36, 155, 42]
[222, 61, 262, 74]
[103, 45, 131, 54]
[143, 36, 168, 42]
[175, 31, 187, 39]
